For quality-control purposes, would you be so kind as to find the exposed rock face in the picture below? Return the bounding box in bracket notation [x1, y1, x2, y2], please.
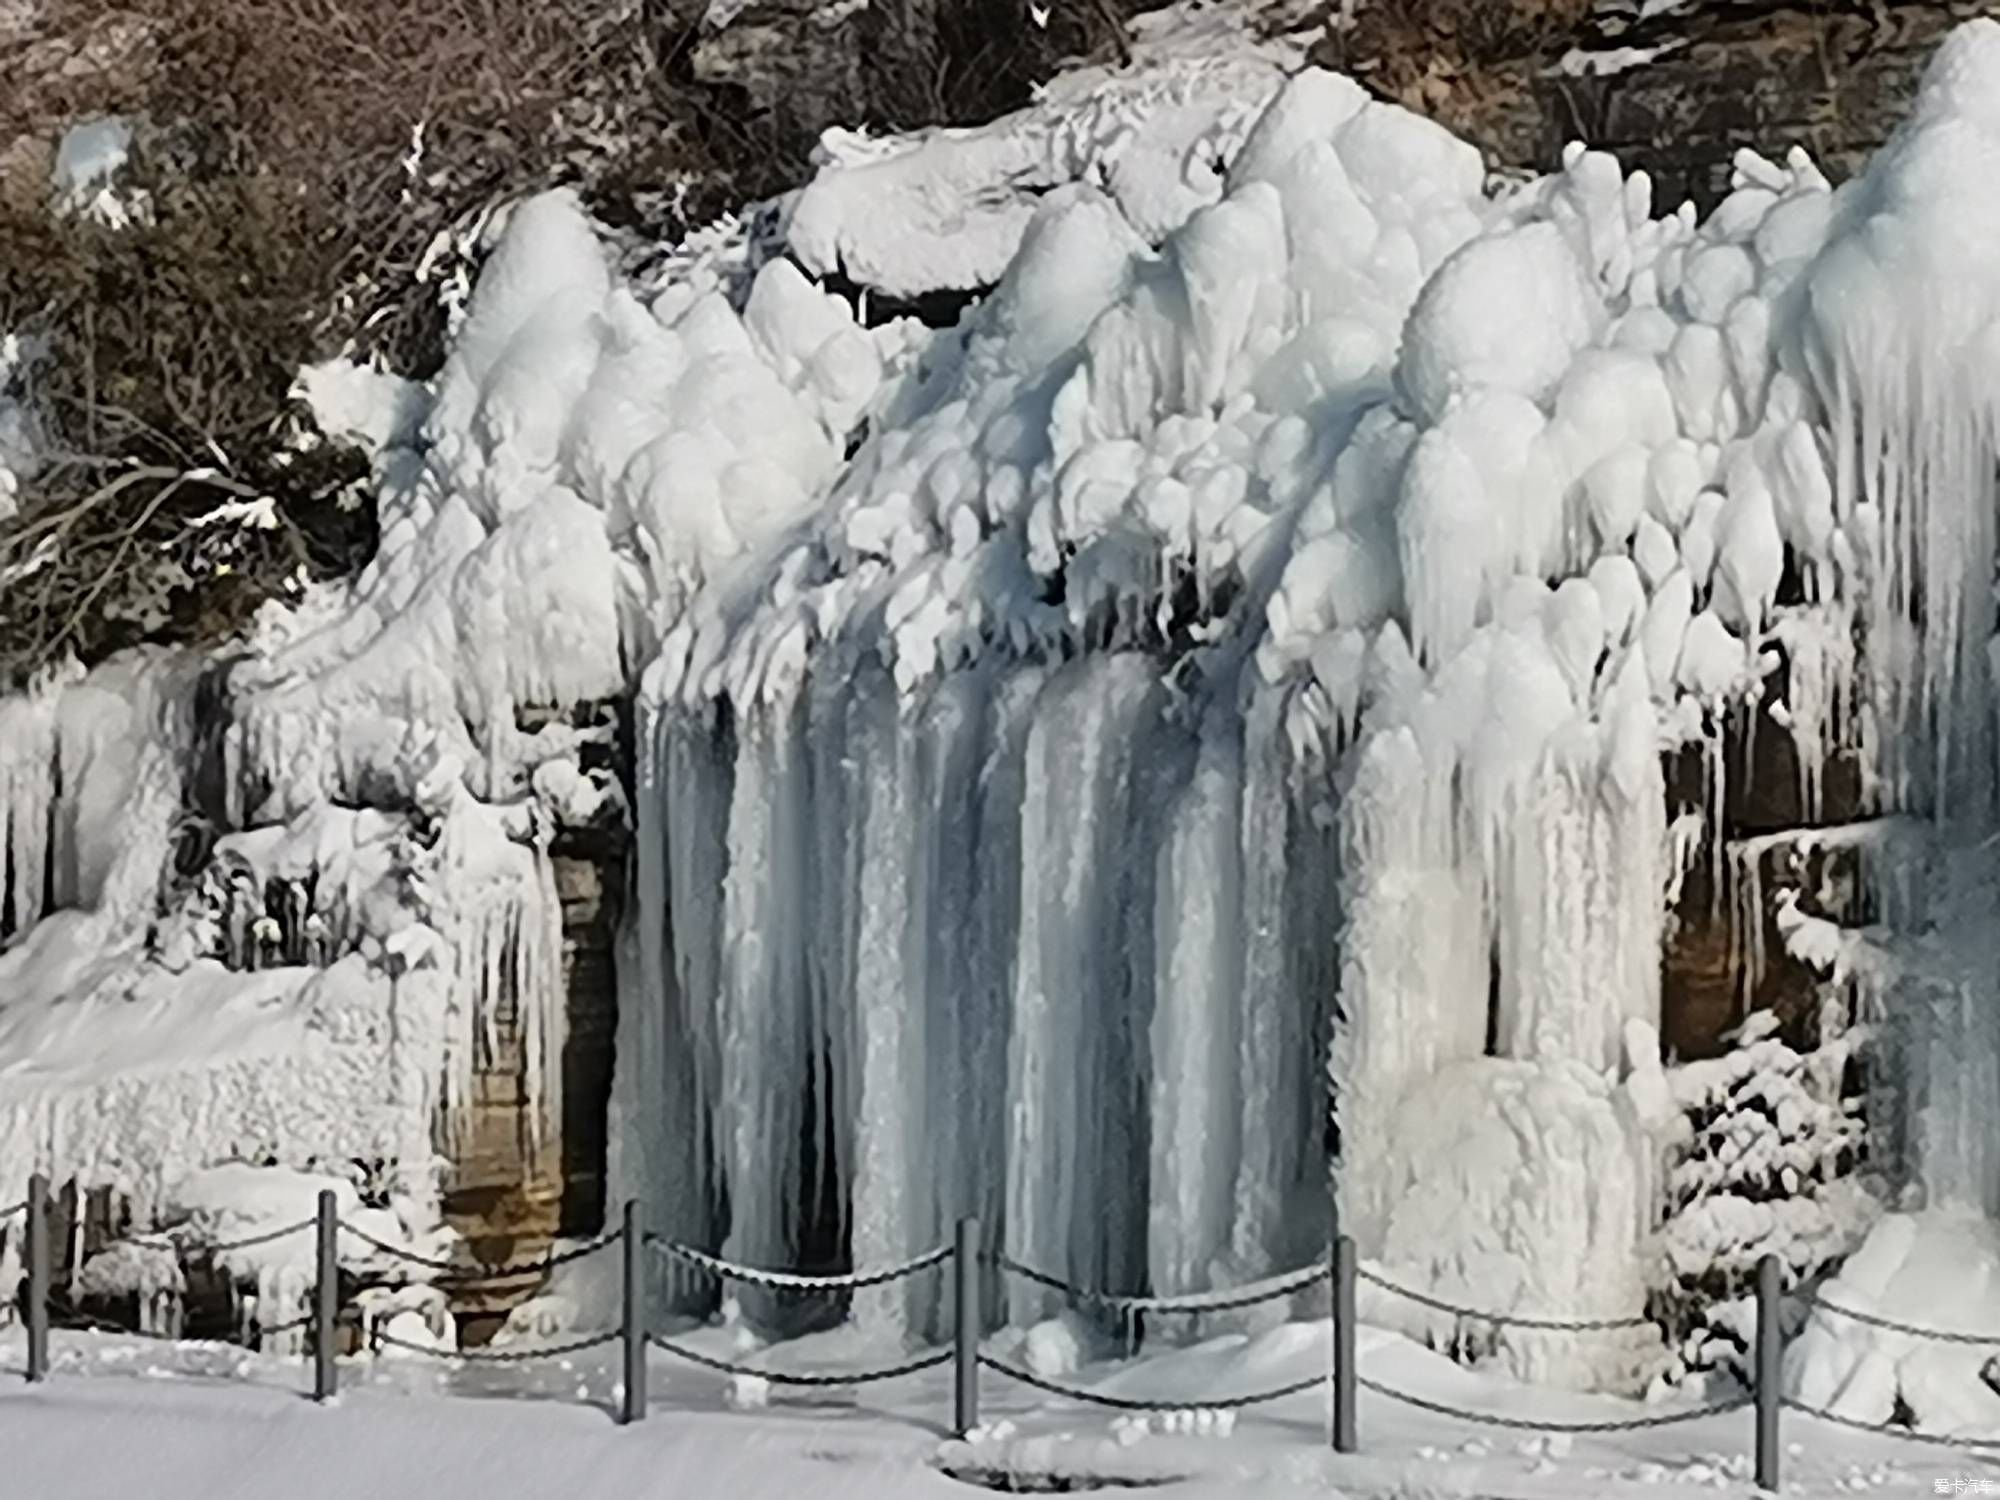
[0, 4, 158, 215]
[675, 0, 1133, 188]
[441, 704, 626, 1324]
[1564, 0, 1995, 210]
[1326, 1, 1988, 211]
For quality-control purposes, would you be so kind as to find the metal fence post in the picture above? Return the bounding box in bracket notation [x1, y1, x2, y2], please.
[314, 1188, 339, 1401]
[1755, 1252, 1781, 1493]
[954, 1216, 980, 1437]
[26, 1174, 48, 1384]
[1333, 1234, 1357, 1453]
[622, 1199, 646, 1425]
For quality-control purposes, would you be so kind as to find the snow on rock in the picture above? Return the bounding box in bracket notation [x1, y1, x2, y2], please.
[0, 331, 44, 524]
[0, 660, 558, 1228]
[354, 1284, 454, 1349]
[1396, 223, 1603, 424]
[1787, 1209, 2000, 1436]
[784, 1, 1308, 297]
[52, 116, 148, 229]
[1021, 1313, 1094, 1378]
[229, 187, 871, 824]
[77, 1238, 185, 1302]
[0, 149, 897, 1269]
[293, 358, 430, 455]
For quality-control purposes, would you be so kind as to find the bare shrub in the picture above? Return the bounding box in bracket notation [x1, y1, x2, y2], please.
[0, 0, 675, 684]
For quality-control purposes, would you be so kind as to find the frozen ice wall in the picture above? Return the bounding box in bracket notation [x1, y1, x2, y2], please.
[627, 62, 1680, 1361]
[1778, 23, 2000, 1218]
[0, 181, 840, 1217]
[619, 16, 2000, 1387]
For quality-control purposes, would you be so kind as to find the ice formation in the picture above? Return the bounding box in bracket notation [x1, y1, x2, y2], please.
[1355, 1055, 1662, 1389]
[0, 332, 42, 524]
[786, 1, 1305, 296]
[0, 651, 551, 1226]
[616, 15, 2000, 1384]
[4, 0, 2000, 1403]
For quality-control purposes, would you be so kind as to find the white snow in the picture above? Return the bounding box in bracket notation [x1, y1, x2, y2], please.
[0, 331, 43, 523]
[785, 2, 1310, 297]
[51, 117, 148, 229]
[611, 20, 2000, 1399]
[1352, 1057, 1663, 1392]
[1555, 44, 1681, 79]
[0, 1311, 1968, 1499]
[293, 358, 431, 454]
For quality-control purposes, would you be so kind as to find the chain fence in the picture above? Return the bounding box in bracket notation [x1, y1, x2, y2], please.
[45, 1299, 193, 1343]
[1766, 1285, 2000, 1461]
[372, 1327, 621, 1364]
[645, 1235, 952, 1293]
[1357, 1373, 1753, 1434]
[42, 1295, 314, 1343]
[641, 1230, 958, 1386]
[1356, 1266, 1656, 1333]
[645, 1332, 952, 1386]
[1793, 1288, 2000, 1347]
[981, 1354, 1328, 1412]
[14, 1175, 2000, 1471]
[199, 1220, 319, 1256]
[1781, 1396, 2000, 1451]
[342, 1221, 621, 1284]
[993, 1255, 1329, 1316]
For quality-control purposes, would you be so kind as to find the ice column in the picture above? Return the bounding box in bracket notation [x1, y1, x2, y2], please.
[1005, 654, 1163, 1324]
[1148, 716, 1244, 1296]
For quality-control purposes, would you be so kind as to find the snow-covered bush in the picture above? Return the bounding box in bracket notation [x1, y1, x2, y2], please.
[1654, 1003, 1881, 1383]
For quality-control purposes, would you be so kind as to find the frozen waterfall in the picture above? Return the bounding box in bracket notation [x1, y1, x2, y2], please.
[621, 653, 1342, 1331]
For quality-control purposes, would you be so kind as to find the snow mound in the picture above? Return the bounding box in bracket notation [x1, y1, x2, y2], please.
[1787, 1209, 2000, 1437]
[1353, 1057, 1664, 1392]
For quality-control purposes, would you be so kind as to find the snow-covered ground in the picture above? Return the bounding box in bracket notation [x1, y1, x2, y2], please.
[0, 1320, 1979, 1499]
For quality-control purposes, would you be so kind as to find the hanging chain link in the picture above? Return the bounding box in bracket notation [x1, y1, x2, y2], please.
[646, 1331, 952, 1385]
[1357, 1267, 1656, 1333]
[993, 1255, 1330, 1315]
[645, 1234, 951, 1293]
[981, 1353, 1328, 1411]
[1359, 1374, 1753, 1433]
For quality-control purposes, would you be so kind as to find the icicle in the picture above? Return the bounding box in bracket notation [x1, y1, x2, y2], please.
[427, 787, 567, 1156]
[1229, 688, 1316, 1275]
[715, 696, 811, 1307]
[845, 669, 922, 1332]
[907, 669, 993, 1335]
[1004, 655, 1162, 1328]
[1148, 715, 1243, 1299]
[0, 678, 60, 939]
